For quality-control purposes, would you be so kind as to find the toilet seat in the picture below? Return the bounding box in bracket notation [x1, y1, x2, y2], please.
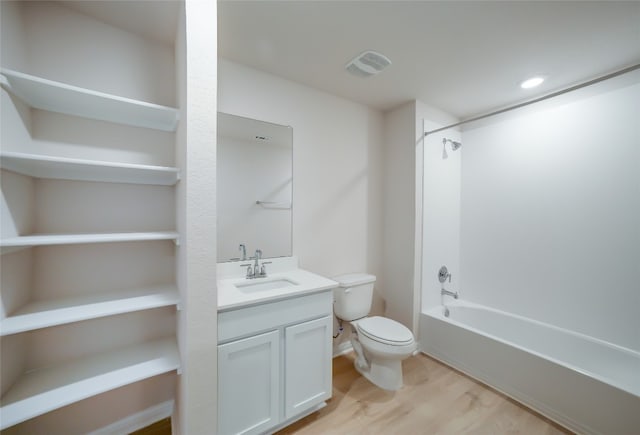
[356, 316, 414, 346]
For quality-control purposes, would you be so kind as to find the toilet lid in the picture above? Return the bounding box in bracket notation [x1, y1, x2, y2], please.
[357, 316, 414, 345]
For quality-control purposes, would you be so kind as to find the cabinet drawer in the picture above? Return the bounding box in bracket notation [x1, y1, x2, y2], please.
[218, 290, 332, 343]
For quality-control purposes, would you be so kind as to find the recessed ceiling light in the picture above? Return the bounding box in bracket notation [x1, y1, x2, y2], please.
[520, 76, 545, 89]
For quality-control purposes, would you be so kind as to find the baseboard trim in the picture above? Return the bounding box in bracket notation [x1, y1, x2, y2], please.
[88, 400, 174, 435]
[333, 341, 353, 357]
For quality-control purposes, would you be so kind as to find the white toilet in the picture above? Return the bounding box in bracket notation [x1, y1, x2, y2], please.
[333, 273, 416, 391]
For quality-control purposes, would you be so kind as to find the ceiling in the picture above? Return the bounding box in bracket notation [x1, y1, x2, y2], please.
[218, 1, 640, 119]
[57, 1, 640, 119]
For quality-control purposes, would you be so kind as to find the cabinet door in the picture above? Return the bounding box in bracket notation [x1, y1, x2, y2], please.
[218, 330, 280, 435]
[284, 315, 332, 419]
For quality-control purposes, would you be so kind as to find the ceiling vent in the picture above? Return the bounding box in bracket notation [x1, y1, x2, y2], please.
[345, 50, 392, 78]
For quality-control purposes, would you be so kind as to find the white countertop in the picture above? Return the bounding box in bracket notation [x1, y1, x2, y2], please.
[217, 257, 338, 311]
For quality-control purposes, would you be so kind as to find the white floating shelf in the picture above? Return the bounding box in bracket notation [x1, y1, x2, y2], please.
[0, 68, 179, 131]
[0, 152, 180, 186]
[0, 339, 180, 430]
[0, 231, 179, 248]
[1, 285, 179, 336]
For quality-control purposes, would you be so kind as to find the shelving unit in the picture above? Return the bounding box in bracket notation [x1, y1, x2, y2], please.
[0, 339, 180, 430]
[0, 152, 180, 186]
[0, 3, 185, 431]
[0, 68, 179, 131]
[1, 285, 179, 336]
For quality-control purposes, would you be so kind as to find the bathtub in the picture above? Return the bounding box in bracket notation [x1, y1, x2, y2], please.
[419, 300, 640, 435]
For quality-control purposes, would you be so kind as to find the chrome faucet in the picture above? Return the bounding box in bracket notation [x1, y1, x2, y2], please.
[241, 249, 271, 279]
[441, 288, 458, 299]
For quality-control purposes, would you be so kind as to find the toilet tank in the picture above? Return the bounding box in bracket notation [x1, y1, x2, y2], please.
[332, 273, 376, 321]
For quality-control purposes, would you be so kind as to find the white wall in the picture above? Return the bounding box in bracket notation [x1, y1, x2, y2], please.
[460, 73, 640, 351]
[218, 59, 383, 353]
[381, 102, 416, 331]
[383, 101, 458, 333]
[19, 1, 175, 106]
[0, 1, 28, 71]
[175, 1, 218, 433]
[218, 59, 383, 284]
[420, 120, 461, 314]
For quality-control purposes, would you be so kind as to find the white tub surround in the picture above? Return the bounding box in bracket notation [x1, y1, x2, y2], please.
[459, 76, 640, 351]
[216, 256, 337, 434]
[217, 256, 338, 311]
[420, 301, 640, 435]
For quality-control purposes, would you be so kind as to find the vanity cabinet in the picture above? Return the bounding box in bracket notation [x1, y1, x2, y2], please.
[218, 290, 333, 435]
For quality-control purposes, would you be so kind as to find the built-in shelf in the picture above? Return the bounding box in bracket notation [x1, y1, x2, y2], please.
[0, 339, 180, 430]
[0, 152, 180, 185]
[0, 68, 179, 131]
[1, 286, 179, 336]
[0, 231, 179, 248]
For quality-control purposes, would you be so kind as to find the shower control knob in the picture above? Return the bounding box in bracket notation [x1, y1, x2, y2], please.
[438, 266, 451, 284]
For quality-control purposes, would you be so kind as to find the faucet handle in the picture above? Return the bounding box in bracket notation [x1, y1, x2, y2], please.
[438, 265, 452, 284]
[240, 263, 253, 278]
[259, 261, 272, 277]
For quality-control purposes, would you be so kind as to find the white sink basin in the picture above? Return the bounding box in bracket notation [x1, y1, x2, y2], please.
[234, 278, 298, 293]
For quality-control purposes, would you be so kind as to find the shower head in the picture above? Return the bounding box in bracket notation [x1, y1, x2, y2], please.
[443, 138, 462, 150]
[442, 138, 462, 159]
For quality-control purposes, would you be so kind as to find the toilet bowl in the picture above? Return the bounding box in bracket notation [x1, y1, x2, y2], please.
[351, 316, 416, 390]
[333, 273, 416, 391]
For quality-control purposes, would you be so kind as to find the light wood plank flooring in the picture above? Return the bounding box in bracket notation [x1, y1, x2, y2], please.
[277, 353, 572, 434]
[130, 417, 171, 435]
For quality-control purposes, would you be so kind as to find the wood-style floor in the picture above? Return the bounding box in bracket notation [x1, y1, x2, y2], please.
[132, 353, 571, 435]
[277, 353, 572, 434]
[130, 417, 171, 435]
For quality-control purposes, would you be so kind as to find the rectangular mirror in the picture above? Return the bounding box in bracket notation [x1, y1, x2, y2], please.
[217, 112, 293, 262]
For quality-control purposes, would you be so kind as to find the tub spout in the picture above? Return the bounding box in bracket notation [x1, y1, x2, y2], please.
[441, 288, 458, 299]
